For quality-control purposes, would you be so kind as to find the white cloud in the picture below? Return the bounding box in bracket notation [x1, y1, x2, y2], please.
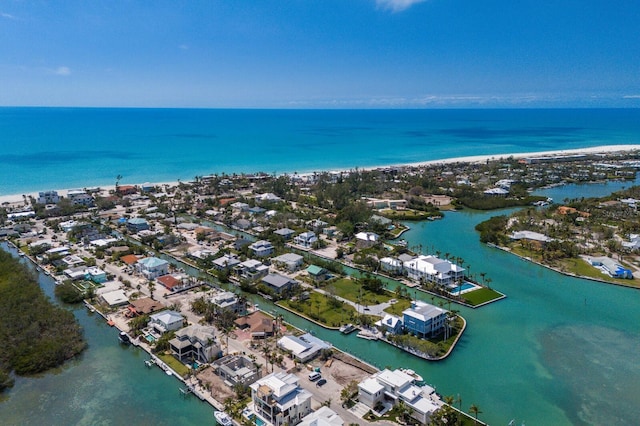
[178, 44, 189, 50]
[1, 12, 17, 20]
[376, 0, 427, 12]
[54, 66, 71, 76]
[623, 95, 640, 99]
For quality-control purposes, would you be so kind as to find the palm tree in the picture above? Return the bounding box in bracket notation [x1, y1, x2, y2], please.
[469, 403, 482, 424]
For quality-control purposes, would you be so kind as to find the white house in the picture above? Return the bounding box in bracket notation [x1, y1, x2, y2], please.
[403, 255, 465, 285]
[272, 253, 304, 271]
[358, 369, 441, 424]
[294, 231, 318, 248]
[277, 333, 332, 363]
[250, 371, 312, 426]
[380, 257, 403, 274]
[299, 406, 344, 426]
[355, 231, 379, 247]
[249, 240, 275, 257]
[169, 324, 220, 363]
[149, 310, 184, 334]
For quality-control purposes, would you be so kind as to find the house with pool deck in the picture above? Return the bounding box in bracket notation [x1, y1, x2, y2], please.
[249, 371, 312, 426]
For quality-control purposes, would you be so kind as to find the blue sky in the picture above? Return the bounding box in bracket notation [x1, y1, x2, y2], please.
[1, 0, 639, 108]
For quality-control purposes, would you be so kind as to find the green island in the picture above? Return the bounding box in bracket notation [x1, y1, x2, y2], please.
[0, 250, 86, 392]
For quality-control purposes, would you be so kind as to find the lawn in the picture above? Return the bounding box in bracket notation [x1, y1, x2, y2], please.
[558, 258, 640, 288]
[324, 278, 392, 305]
[462, 288, 504, 306]
[279, 291, 357, 328]
[157, 353, 190, 378]
[383, 298, 412, 316]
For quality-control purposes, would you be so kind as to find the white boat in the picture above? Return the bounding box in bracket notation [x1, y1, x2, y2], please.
[339, 323, 357, 334]
[214, 410, 233, 426]
[144, 358, 156, 368]
[400, 368, 424, 382]
[356, 329, 379, 341]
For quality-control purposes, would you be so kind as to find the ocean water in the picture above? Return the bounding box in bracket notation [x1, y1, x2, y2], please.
[2, 107, 640, 196]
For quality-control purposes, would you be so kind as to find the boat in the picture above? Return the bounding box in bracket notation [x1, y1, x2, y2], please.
[118, 331, 131, 345]
[339, 323, 357, 334]
[214, 410, 233, 426]
[144, 358, 156, 368]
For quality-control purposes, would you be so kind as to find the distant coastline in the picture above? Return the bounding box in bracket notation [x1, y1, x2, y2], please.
[2, 144, 639, 206]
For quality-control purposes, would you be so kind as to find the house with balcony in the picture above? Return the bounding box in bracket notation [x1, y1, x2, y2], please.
[402, 255, 465, 286]
[149, 310, 184, 334]
[212, 291, 244, 314]
[127, 217, 150, 233]
[358, 369, 441, 425]
[249, 371, 312, 426]
[234, 259, 269, 282]
[37, 190, 60, 205]
[402, 301, 447, 338]
[169, 324, 220, 364]
[294, 231, 317, 248]
[136, 256, 169, 280]
[249, 240, 275, 257]
[212, 253, 241, 271]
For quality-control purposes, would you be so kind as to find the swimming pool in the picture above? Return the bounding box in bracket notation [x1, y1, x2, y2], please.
[145, 334, 156, 343]
[449, 282, 476, 295]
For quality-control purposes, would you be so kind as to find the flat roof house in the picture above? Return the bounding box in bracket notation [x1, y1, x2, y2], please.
[213, 354, 261, 387]
[272, 253, 304, 272]
[277, 333, 332, 363]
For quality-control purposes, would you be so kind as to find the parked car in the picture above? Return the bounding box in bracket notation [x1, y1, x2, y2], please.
[316, 378, 327, 387]
[308, 372, 321, 382]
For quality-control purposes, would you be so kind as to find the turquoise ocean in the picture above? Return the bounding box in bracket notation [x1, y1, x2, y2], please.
[2, 108, 640, 196]
[1, 108, 640, 425]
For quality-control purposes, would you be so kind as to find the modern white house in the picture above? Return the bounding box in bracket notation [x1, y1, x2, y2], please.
[212, 253, 241, 270]
[37, 190, 60, 205]
[294, 231, 317, 248]
[149, 310, 184, 334]
[234, 259, 269, 282]
[249, 240, 275, 257]
[355, 231, 379, 248]
[250, 371, 312, 426]
[402, 301, 447, 338]
[380, 257, 403, 274]
[272, 253, 304, 271]
[213, 354, 262, 387]
[403, 255, 465, 286]
[136, 256, 169, 279]
[211, 291, 244, 314]
[358, 369, 441, 424]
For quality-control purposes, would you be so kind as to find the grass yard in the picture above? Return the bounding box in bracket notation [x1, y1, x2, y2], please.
[324, 278, 392, 305]
[558, 258, 640, 288]
[383, 298, 412, 316]
[279, 291, 357, 327]
[462, 288, 504, 306]
[157, 353, 190, 378]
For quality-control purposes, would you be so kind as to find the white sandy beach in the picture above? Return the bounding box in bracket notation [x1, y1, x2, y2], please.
[2, 144, 639, 206]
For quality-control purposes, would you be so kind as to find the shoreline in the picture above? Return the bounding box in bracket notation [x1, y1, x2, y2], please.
[2, 144, 639, 206]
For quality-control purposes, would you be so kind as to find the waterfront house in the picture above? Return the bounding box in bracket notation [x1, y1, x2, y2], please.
[306, 265, 328, 282]
[116, 185, 137, 195]
[277, 333, 332, 363]
[355, 231, 379, 248]
[294, 231, 317, 248]
[272, 253, 304, 272]
[403, 255, 465, 286]
[85, 266, 107, 283]
[100, 289, 129, 307]
[157, 274, 194, 292]
[358, 369, 441, 424]
[402, 301, 447, 338]
[234, 259, 269, 282]
[249, 371, 312, 426]
[212, 253, 241, 271]
[37, 190, 60, 205]
[169, 324, 220, 364]
[136, 257, 169, 280]
[374, 314, 403, 335]
[261, 273, 298, 296]
[249, 240, 275, 257]
[212, 291, 244, 314]
[213, 354, 262, 387]
[380, 257, 403, 275]
[67, 189, 94, 206]
[149, 310, 184, 334]
[62, 254, 86, 268]
[587, 256, 634, 279]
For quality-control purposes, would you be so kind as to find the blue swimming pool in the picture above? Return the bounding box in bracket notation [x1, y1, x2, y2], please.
[449, 282, 475, 294]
